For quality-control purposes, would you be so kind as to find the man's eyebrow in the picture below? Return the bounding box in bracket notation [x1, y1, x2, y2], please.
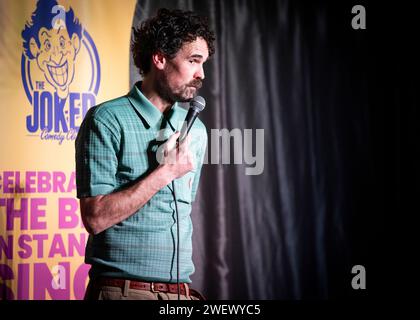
[41, 30, 51, 38]
[189, 54, 204, 59]
[189, 54, 209, 62]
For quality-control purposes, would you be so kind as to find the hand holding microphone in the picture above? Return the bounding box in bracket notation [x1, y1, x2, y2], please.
[160, 96, 206, 179]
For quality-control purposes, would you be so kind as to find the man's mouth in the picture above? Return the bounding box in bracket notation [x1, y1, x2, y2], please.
[47, 61, 68, 87]
[189, 80, 202, 89]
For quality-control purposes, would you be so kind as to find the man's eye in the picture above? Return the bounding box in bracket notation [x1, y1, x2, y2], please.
[60, 37, 65, 48]
[44, 40, 51, 51]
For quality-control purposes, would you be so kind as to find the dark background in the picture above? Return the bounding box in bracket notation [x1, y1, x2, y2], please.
[130, 0, 415, 299]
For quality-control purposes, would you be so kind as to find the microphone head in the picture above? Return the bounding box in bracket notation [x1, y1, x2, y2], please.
[190, 96, 206, 112]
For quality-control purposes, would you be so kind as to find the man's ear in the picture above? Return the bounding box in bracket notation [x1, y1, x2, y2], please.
[151, 52, 166, 70]
[29, 37, 39, 58]
[71, 33, 80, 54]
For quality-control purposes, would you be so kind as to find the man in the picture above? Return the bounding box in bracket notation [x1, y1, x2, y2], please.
[75, 8, 215, 300]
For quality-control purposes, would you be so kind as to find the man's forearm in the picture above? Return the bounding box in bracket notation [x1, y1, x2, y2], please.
[80, 165, 174, 235]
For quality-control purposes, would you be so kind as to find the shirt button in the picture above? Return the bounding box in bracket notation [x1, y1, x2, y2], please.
[170, 200, 176, 210]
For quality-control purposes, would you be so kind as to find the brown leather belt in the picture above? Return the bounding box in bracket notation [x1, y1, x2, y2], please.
[96, 278, 190, 296]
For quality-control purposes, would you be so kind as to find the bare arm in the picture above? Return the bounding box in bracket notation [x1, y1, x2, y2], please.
[80, 132, 194, 235]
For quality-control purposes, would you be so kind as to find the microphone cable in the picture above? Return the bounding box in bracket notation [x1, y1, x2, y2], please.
[164, 115, 181, 300]
[171, 180, 181, 300]
[169, 96, 206, 301]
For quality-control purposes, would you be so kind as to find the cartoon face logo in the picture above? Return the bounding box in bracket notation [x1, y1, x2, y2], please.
[22, 0, 82, 99]
[21, 0, 100, 138]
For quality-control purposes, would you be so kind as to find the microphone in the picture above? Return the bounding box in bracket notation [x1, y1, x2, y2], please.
[178, 96, 206, 142]
[173, 95, 205, 300]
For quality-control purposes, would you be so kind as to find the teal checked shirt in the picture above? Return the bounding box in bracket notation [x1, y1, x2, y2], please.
[75, 82, 207, 283]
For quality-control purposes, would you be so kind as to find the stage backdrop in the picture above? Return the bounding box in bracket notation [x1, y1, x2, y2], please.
[130, 0, 389, 299]
[0, 0, 136, 299]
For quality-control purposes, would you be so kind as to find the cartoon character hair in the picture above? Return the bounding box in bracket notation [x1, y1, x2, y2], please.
[22, 0, 83, 60]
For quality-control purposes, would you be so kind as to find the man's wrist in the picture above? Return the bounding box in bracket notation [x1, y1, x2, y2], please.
[154, 164, 176, 186]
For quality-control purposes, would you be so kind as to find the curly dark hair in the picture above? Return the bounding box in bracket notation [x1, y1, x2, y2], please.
[131, 8, 215, 76]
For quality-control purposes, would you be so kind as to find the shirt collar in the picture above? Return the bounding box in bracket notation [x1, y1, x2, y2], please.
[164, 104, 185, 132]
[127, 81, 182, 129]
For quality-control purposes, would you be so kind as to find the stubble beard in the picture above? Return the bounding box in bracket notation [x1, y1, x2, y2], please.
[155, 73, 202, 105]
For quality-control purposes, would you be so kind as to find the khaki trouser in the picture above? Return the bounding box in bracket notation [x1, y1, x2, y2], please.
[84, 279, 202, 300]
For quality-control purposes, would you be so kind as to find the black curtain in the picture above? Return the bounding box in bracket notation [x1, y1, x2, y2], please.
[130, 0, 412, 299]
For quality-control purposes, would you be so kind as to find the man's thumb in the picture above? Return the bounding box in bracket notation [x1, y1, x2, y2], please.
[169, 131, 180, 141]
[165, 131, 180, 150]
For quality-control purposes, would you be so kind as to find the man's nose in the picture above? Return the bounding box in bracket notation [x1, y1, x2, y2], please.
[195, 65, 205, 80]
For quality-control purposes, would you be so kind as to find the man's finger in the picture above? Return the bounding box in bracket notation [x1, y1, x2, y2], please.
[165, 131, 181, 152]
[179, 134, 191, 150]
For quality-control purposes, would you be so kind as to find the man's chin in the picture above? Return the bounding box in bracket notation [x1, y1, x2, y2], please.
[176, 92, 196, 103]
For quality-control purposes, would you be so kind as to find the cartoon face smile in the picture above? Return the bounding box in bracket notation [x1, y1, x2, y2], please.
[22, 1, 85, 100]
[47, 60, 68, 86]
[29, 26, 80, 99]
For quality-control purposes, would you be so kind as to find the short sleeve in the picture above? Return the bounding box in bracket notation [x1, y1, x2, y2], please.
[75, 110, 120, 198]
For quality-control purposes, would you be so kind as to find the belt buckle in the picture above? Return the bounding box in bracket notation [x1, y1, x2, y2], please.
[150, 282, 159, 293]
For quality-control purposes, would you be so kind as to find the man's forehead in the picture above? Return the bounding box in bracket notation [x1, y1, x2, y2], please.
[179, 37, 209, 59]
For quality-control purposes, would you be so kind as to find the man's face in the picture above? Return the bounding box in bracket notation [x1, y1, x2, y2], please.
[30, 26, 80, 99]
[156, 37, 209, 103]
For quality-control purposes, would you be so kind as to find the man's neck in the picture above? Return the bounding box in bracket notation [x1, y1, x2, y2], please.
[140, 78, 172, 114]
